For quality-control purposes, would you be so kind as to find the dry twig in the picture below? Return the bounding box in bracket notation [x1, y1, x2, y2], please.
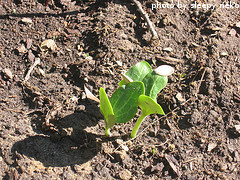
[155, 55, 184, 64]
[24, 58, 40, 81]
[195, 68, 206, 97]
[132, 0, 158, 40]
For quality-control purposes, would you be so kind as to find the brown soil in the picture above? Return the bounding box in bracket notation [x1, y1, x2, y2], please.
[0, 0, 240, 179]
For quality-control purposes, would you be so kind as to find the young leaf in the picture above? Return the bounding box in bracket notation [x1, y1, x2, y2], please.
[119, 61, 152, 86]
[131, 95, 165, 138]
[110, 82, 144, 123]
[142, 71, 168, 101]
[85, 85, 100, 103]
[99, 87, 115, 136]
[126, 61, 152, 81]
[138, 95, 165, 116]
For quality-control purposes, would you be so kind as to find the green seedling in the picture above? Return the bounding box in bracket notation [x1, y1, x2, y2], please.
[13, 9, 17, 15]
[99, 87, 115, 136]
[181, 73, 186, 78]
[152, 148, 156, 155]
[100, 82, 144, 136]
[99, 61, 174, 137]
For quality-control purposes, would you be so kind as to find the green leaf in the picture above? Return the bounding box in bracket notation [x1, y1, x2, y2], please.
[131, 95, 165, 138]
[119, 61, 152, 86]
[181, 73, 186, 78]
[110, 82, 144, 123]
[142, 71, 168, 101]
[99, 87, 115, 129]
[138, 95, 165, 116]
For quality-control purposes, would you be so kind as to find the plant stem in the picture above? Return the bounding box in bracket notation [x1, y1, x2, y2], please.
[105, 126, 111, 137]
[131, 113, 146, 138]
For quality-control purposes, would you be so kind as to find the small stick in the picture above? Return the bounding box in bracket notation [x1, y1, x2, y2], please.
[24, 58, 40, 81]
[182, 157, 197, 164]
[132, 0, 158, 40]
[155, 55, 184, 64]
[194, 68, 206, 97]
[155, 139, 169, 147]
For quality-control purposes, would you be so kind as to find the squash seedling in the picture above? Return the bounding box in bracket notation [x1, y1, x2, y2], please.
[99, 61, 174, 137]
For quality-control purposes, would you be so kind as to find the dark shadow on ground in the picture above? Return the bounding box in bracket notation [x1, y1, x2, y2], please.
[12, 107, 102, 167]
[12, 134, 98, 167]
[0, 11, 80, 19]
[0, 0, 108, 19]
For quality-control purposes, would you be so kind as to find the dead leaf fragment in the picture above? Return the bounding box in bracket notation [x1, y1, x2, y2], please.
[21, 17, 33, 24]
[74, 161, 92, 175]
[26, 38, 33, 49]
[207, 143, 217, 152]
[229, 29, 237, 36]
[165, 154, 182, 177]
[163, 47, 173, 52]
[38, 68, 45, 77]
[234, 125, 240, 133]
[191, 42, 199, 47]
[41, 39, 58, 51]
[220, 52, 228, 57]
[211, 26, 223, 31]
[17, 44, 27, 53]
[235, 22, 240, 28]
[84, 85, 100, 103]
[3, 68, 13, 79]
[119, 169, 131, 180]
[116, 60, 122, 67]
[155, 55, 183, 64]
[176, 93, 185, 103]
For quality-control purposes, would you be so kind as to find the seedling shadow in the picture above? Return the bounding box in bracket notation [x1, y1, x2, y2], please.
[11, 102, 104, 167]
[12, 134, 97, 167]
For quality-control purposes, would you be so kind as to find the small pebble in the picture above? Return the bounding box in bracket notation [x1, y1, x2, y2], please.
[21, 17, 33, 24]
[3, 68, 13, 79]
[176, 93, 185, 103]
[119, 169, 131, 180]
[236, 22, 240, 28]
[234, 125, 240, 133]
[207, 143, 217, 152]
[116, 139, 124, 145]
[163, 47, 173, 52]
[219, 163, 228, 172]
[220, 52, 228, 57]
[116, 61, 122, 66]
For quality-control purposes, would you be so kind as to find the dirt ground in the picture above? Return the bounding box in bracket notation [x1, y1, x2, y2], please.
[0, 0, 240, 179]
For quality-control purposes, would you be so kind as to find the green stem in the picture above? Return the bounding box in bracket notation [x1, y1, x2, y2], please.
[131, 113, 146, 138]
[105, 126, 112, 137]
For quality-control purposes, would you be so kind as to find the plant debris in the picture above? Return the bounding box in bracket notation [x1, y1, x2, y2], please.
[21, 18, 33, 24]
[40, 39, 58, 51]
[165, 154, 182, 177]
